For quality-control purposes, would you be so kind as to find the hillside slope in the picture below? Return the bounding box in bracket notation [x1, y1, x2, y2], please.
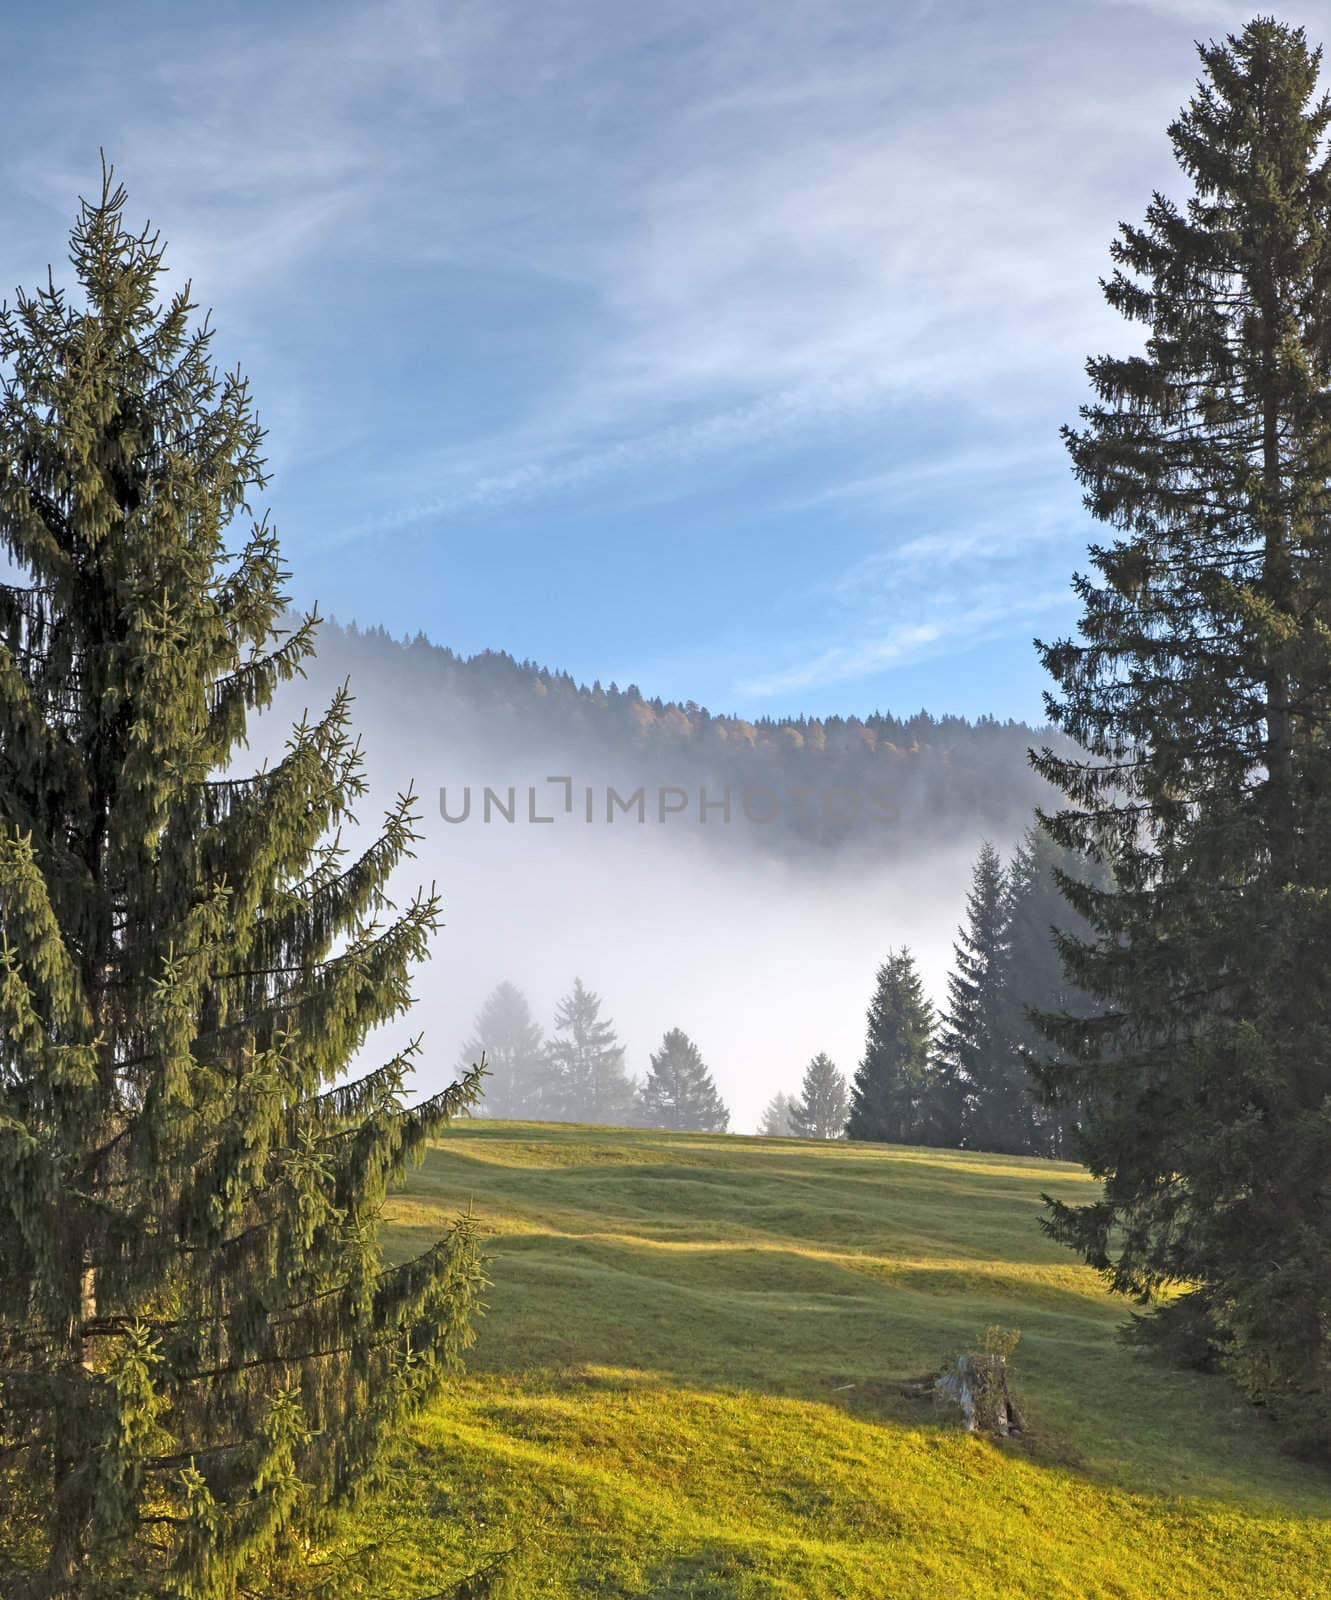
[372, 1125, 1329, 1598]
[288, 621, 1061, 858]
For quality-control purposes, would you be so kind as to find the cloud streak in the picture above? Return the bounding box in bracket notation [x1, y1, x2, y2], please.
[736, 487, 1084, 699]
[0, 0, 1231, 711]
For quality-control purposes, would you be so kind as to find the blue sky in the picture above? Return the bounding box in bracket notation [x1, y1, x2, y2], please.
[1, 0, 1270, 722]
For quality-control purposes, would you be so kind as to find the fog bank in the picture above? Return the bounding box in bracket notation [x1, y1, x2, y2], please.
[255, 659, 1019, 1130]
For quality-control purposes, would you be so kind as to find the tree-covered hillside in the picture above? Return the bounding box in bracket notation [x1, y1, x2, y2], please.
[295, 620, 1063, 857]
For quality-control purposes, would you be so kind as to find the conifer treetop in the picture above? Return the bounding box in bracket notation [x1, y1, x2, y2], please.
[638, 1027, 730, 1133]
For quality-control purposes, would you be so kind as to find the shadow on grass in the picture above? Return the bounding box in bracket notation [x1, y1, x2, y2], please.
[385, 1132, 1327, 1517]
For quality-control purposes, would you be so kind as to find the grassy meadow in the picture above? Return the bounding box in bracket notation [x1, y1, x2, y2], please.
[368, 1124, 1330, 1598]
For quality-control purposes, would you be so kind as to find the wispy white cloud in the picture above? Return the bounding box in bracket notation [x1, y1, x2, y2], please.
[332, 366, 926, 543]
[168, 0, 1145, 534]
[784, 442, 1065, 514]
[4, 0, 1177, 524]
[1, 1, 501, 479]
[736, 485, 1083, 699]
[1096, 0, 1254, 24]
[736, 586, 1073, 700]
[0, 0, 1232, 709]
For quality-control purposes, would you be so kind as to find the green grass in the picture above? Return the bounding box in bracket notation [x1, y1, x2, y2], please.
[367, 1123, 1330, 1597]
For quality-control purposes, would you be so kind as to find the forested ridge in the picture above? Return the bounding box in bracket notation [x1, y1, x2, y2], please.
[300, 619, 1064, 853]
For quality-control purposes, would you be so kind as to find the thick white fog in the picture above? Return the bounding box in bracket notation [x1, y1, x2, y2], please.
[253, 680, 1002, 1132]
[414, 809, 977, 1132]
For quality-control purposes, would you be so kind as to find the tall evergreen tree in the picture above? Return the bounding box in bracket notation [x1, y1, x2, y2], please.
[846, 948, 935, 1145]
[789, 1053, 848, 1140]
[459, 980, 545, 1120]
[0, 176, 485, 1597]
[637, 1028, 729, 1132]
[963, 838, 1048, 1157]
[933, 843, 1007, 1147]
[1034, 20, 1331, 1450]
[546, 979, 637, 1125]
[757, 1091, 797, 1138]
[993, 829, 1097, 1158]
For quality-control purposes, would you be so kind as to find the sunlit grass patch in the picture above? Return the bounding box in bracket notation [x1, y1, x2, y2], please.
[362, 1123, 1330, 1596]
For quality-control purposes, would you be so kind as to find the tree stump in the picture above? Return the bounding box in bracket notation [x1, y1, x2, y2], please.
[935, 1352, 1025, 1437]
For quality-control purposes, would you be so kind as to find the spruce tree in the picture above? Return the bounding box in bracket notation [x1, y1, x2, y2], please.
[963, 838, 1046, 1157]
[637, 1028, 730, 1132]
[459, 981, 545, 1120]
[0, 174, 485, 1597]
[757, 1091, 797, 1138]
[846, 948, 934, 1145]
[789, 1053, 848, 1140]
[994, 829, 1097, 1158]
[546, 979, 637, 1125]
[1034, 19, 1331, 1449]
[932, 843, 1007, 1148]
